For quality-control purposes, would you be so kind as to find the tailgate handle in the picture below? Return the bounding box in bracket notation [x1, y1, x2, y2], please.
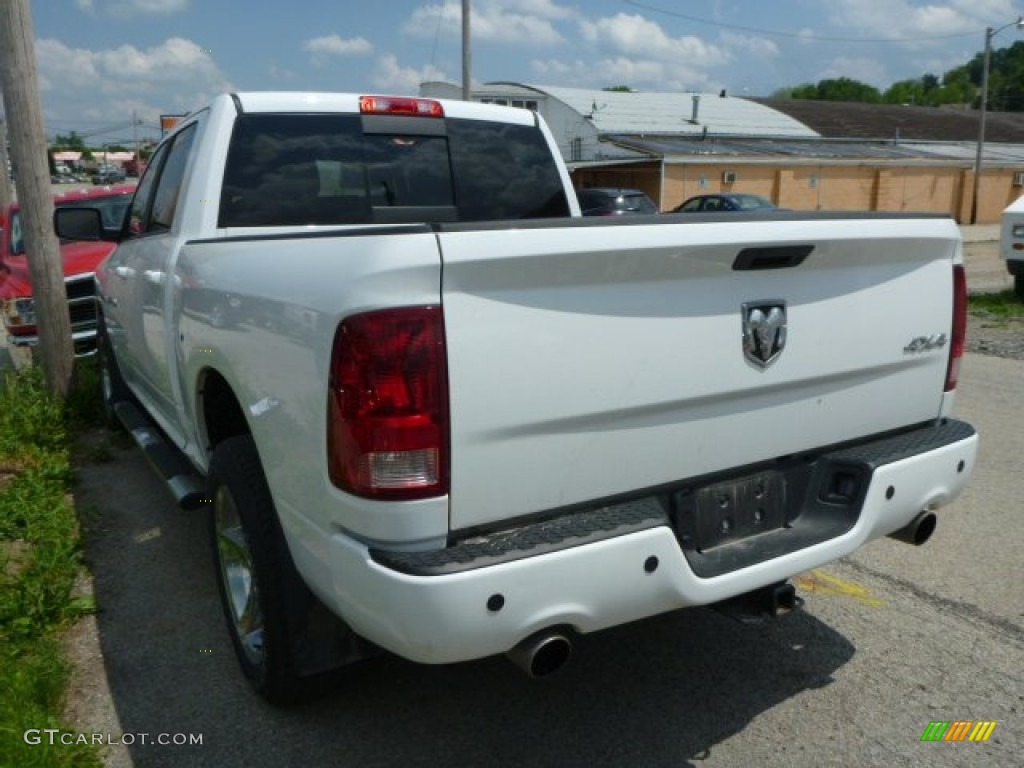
[733, 245, 813, 271]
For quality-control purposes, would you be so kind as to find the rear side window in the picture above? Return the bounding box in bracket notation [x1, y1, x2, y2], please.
[123, 122, 198, 237]
[619, 194, 658, 214]
[126, 140, 169, 235]
[219, 114, 569, 227]
[149, 123, 198, 231]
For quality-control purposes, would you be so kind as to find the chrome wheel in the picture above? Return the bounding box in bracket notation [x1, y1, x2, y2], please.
[208, 435, 364, 702]
[100, 363, 112, 405]
[214, 485, 265, 667]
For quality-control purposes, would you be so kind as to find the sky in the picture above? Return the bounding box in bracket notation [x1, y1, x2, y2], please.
[15, 0, 1024, 146]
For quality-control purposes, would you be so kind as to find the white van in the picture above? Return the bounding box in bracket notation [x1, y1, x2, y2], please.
[1000, 194, 1024, 296]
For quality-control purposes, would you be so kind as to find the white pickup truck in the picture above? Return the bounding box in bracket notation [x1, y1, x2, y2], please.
[57, 92, 978, 703]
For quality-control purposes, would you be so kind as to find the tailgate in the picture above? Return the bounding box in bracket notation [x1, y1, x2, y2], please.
[437, 215, 960, 531]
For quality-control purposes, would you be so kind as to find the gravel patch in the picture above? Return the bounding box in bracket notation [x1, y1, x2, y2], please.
[961, 232, 1024, 361]
[967, 313, 1024, 361]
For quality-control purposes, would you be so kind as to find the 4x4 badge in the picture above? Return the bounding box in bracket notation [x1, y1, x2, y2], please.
[742, 301, 787, 368]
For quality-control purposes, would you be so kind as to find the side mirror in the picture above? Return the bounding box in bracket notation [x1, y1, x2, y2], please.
[53, 206, 120, 242]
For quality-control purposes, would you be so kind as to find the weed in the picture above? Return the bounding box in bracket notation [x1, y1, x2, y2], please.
[65, 359, 104, 432]
[968, 290, 1024, 319]
[0, 368, 67, 464]
[0, 639, 100, 767]
[0, 366, 101, 767]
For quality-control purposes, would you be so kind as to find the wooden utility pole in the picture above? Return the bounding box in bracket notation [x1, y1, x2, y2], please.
[0, 0, 74, 396]
[0, 117, 12, 207]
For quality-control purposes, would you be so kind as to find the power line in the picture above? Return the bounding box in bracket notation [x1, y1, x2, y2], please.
[622, 0, 982, 43]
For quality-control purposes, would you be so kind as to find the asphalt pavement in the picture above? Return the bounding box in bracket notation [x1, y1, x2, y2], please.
[53, 348, 1022, 768]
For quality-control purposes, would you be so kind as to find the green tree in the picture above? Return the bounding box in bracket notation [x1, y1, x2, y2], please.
[770, 86, 799, 99]
[52, 130, 85, 149]
[938, 68, 974, 105]
[781, 78, 881, 103]
[602, 85, 634, 92]
[788, 82, 818, 100]
[882, 74, 950, 106]
[883, 78, 926, 105]
[817, 77, 881, 102]
[776, 39, 1024, 111]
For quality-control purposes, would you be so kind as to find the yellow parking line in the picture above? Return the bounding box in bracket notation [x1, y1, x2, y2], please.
[794, 568, 885, 607]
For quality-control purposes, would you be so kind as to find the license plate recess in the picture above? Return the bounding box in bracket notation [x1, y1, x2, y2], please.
[675, 470, 788, 552]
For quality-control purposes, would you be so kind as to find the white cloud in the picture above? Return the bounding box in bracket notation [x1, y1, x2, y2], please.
[109, 0, 189, 15]
[827, 0, 1018, 38]
[268, 63, 296, 83]
[371, 54, 448, 93]
[74, 0, 96, 11]
[303, 35, 373, 58]
[473, 10, 565, 45]
[36, 37, 233, 129]
[720, 32, 780, 60]
[819, 56, 889, 87]
[580, 13, 729, 67]
[557, 12, 731, 90]
[501, 0, 576, 21]
[404, 1, 565, 46]
[530, 57, 587, 78]
[531, 55, 716, 92]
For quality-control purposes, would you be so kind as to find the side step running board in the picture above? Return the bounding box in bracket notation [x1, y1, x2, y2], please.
[114, 401, 207, 510]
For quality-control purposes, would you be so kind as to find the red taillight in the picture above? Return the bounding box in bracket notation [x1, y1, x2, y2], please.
[328, 307, 449, 500]
[359, 95, 444, 118]
[945, 264, 967, 392]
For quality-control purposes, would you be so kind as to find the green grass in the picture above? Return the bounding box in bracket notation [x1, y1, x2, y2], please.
[968, 290, 1024, 319]
[0, 364, 102, 768]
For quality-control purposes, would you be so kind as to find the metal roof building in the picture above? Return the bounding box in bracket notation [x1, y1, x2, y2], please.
[527, 84, 816, 138]
[422, 81, 817, 163]
[420, 81, 1024, 223]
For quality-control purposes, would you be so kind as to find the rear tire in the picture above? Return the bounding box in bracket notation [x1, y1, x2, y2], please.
[97, 322, 129, 430]
[1015, 273, 1024, 299]
[209, 435, 363, 705]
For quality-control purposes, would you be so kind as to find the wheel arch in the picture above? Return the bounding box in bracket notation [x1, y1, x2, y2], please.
[197, 366, 251, 455]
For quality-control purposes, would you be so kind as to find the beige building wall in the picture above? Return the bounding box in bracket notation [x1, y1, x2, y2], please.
[576, 160, 1024, 223]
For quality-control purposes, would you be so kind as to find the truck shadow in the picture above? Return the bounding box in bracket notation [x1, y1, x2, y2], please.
[73, 444, 855, 768]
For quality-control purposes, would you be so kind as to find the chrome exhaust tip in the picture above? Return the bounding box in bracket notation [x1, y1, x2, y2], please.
[507, 630, 572, 679]
[889, 510, 937, 546]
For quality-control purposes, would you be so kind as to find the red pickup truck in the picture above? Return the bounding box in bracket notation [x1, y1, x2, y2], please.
[0, 184, 133, 360]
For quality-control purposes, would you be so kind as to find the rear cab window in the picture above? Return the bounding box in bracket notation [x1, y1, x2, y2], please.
[621, 194, 658, 214]
[126, 123, 198, 237]
[218, 113, 570, 227]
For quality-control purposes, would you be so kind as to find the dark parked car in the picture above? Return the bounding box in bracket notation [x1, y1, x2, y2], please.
[673, 193, 779, 213]
[51, 171, 81, 184]
[578, 187, 658, 216]
[91, 165, 127, 185]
